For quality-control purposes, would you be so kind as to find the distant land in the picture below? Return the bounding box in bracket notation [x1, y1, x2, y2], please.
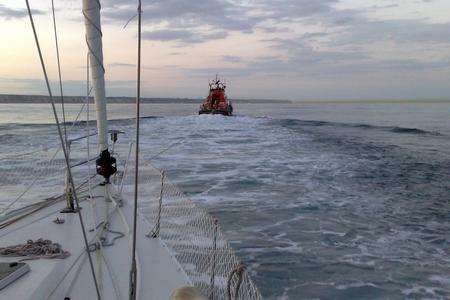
[0, 94, 291, 104]
[294, 98, 450, 104]
[0, 94, 449, 104]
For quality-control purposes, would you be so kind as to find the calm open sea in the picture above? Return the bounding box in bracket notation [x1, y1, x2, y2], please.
[1, 101, 449, 299]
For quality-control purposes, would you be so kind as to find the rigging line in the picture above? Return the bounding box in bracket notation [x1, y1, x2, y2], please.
[50, 0, 67, 145]
[82, 0, 105, 75]
[68, 85, 92, 132]
[0, 198, 61, 232]
[51, 248, 88, 298]
[99, 247, 122, 300]
[81, 0, 103, 38]
[84, 35, 105, 74]
[0, 147, 61, 214]
[129, 1, 142, 299]
[50, 215, 122, 300]
[86, 53, 93, 199]
[48, 210, 116, 300]
[1, 174, 95, 221]
[147, 140, 185, 161]
[119, 142, 134, 195]
[1, 96, 94, 214]
[0, 87, 92, 162]
[123, 13, 137, 29]
[24, 1, 101, 299]
[0, 147, 51, 161]
[0, 179, 94, 235]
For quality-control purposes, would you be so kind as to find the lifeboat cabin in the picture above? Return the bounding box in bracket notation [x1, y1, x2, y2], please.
[199, 77, 233, 116]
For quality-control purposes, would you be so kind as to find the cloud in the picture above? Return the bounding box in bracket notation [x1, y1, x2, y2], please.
[142, 29, 227, 44]
[0, 4, 44, 19]
[102, 0, 450, 83]
[337, 19, 450, 45]
[100, 0, 340, 46]
[103, 0, 261, 33]
[101, 0, 450, 49]
[103, 0, 338, 33]
[109, 62, 136, 68]
[222, 55, 243, 63]
[256, 0, 338, 20]
[104, 0, 233, 46]
[0, 77, 139, 96]
[5, 0, 450, 99]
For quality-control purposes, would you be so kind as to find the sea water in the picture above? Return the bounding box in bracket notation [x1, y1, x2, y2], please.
[0, 102, 449, 299]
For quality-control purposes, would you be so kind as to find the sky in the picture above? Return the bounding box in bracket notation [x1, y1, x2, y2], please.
[1, 0, 450, 100]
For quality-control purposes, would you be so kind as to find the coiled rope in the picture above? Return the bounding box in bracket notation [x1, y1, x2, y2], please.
[88, 221, 125, 252]
[0, 238, 70, 260]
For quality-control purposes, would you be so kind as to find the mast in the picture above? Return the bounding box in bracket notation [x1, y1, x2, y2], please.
[82, 0, 108, 152]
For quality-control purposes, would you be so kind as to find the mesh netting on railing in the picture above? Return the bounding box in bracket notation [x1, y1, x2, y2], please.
[130, 165, 262, 300]
[0, 147, 66, 212]
[0, 138, 97, 213]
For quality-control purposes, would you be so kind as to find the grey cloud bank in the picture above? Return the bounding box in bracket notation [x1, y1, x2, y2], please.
[1, 0, 450, 99]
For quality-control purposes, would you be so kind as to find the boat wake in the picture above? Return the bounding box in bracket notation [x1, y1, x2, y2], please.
[275, 118, 443, 136]
[1, 113, 449, 299]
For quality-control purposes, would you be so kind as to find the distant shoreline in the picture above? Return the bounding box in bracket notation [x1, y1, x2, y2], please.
[0, 94, 291, 104]
[291, 99, 450, 104]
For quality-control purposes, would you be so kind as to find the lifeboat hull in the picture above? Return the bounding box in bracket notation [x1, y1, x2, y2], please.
[198, 108, 232, 116]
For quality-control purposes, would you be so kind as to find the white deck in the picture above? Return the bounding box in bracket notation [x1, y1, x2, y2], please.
[0, 184, 190, 299]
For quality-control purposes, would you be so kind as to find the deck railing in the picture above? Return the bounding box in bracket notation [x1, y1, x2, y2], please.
[122, 161, 262, 300]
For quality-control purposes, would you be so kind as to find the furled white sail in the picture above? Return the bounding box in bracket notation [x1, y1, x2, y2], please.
[82, 0, 108, 151]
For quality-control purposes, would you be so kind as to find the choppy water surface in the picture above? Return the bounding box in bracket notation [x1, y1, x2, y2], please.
[1, 102, 449, 299]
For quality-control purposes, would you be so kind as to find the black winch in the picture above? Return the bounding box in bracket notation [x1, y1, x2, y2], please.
[96, 149, 117, 184]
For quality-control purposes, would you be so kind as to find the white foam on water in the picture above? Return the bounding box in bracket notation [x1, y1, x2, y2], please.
[2, 105, 450, 299]
[429, 275, 450, 286]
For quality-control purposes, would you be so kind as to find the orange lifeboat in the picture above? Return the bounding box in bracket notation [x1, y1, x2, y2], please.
[199, 76, 233, 116]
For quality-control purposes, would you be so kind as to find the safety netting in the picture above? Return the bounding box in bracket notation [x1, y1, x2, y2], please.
[0, 139, 97, 213]
[0, 103, 101, 213]
[122, 160, 262, 300]
[1, 131, 262, 299]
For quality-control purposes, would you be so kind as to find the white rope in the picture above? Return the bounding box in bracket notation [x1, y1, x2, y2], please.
[47, 244, 87, 298]
[98, 245, 122, 300]
[65, 251, 89, 297]
[47, 190, 121, 299]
